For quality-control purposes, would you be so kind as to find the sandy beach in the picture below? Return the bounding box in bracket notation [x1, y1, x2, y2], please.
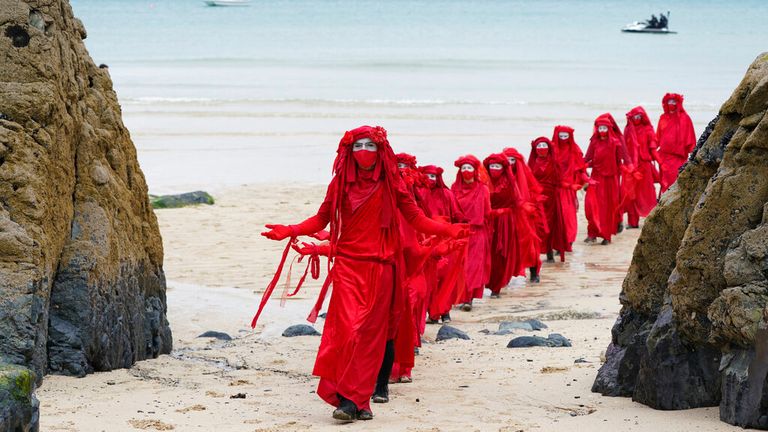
[37, 185, 739, 432]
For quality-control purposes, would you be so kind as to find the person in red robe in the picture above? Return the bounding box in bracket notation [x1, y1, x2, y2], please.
[622, 106, 659, 227]
[419, 165, 467, 324]
[550, 126, 587, 252]
[584, 114, 633, 245]
[259, 126, 466, 422]
[503, 147, 547, 282]
[528, 137, 572, 261]
[451, 155, 491, 311]
[656, 93, 696, 194]
[484, 153, 523, 297]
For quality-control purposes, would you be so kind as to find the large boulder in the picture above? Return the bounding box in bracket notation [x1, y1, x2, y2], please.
[0, 363, 39, 432]
[0, 0, 172, 385]
[593, 53, 768, 428]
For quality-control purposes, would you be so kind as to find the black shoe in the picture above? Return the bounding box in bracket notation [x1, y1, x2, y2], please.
[441, 313, 451, 323]
[333, 395, 357, 422]
[617, 222, 625, 233]
[460, 303, 473, 312]
[426, 317, 440, 324]
[357, 409, 374, 420]
[600, 239, 611, 246]
[372, 392, 389, 404]
[546, 251, 555, 263]
[489, 292, 500, 299]
[583, 237, 596, 243]
[628, 224, 640, 229]
[530, 267, 540, 283]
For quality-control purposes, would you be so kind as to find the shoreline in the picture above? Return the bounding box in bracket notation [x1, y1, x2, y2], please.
[37, 184, 739, 431]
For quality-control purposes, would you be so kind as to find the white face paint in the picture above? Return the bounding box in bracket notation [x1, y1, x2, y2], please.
[558, 132, 570, 140]
[536, 142, 549, 149]
[352, 138, 377, 152]
[397, 162, 408, 169]
[597, 125, 609, 133]
[667, 99, 677, 105]
[507, 157, 516, 165]
[489, 163, 503, 170]
[427, 173, 437, 181]
[460, 164, 475, 172]
[633, 114, 642, 121]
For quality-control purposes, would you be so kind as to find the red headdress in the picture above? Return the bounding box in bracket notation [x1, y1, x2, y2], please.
[396, 152, 418, 169]
[662, 93, 686, 115]
[482, 153, 513, 193]
[419, 164, 447, 189]
[503, 147, 542, 200]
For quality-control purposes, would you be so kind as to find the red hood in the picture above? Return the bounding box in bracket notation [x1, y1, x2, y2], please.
[528, 136, 555, 163]
[592, 113, 623, 139]
[626, 106, 652, 126]
[454, 154, 487, 185]
[396, 152, 417, 169]
[551, 125, 576, 150]
[662, 93, 686, 115]
[419, 164, 447, 189]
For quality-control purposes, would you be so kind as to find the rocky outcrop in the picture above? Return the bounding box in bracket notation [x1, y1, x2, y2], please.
[593, 53, 768, 428]
[150, 191, 215, 209]
[0, 364, 38, 432]
[0, 0, 172, 388]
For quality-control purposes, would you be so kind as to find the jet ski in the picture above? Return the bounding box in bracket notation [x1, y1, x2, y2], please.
[622, 11, 676, 34]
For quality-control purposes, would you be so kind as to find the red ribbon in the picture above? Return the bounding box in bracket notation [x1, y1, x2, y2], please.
[251, 238, 295, 329]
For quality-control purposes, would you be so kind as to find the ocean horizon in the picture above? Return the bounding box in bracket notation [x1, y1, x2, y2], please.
[70, 0, 768, 193]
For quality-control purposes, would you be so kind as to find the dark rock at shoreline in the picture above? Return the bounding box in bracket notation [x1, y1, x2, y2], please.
[436, 325, 470, 341]
[0, 0, 172, 392]
[507, 334, 571, 348]
[150, 191, 215, 209]
[282, 324, 320, 337]
[0, 364, 39, 432]
[198, 331, 233, 341]
[593, 53, 768, 428]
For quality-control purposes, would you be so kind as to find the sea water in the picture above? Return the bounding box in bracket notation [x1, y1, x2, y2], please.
[70, 0, 768, 193]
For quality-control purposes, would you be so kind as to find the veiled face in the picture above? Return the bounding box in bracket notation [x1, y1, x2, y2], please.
[397, 162, 408, 169]
[536, 142, 549, 150]
[558, 132, 570, 141]
[507, 156, 516, 165]
[426, 173, 437, 181]
[460, 164, 475, 172]
[352, 138, 377, 152]
[489, 163, 503, 171]
[597, 125, 609, 134]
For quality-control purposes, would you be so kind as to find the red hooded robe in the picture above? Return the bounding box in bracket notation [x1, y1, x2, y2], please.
[504, 147, 547, 272]
[419, 165, 467, 321]
[622, 106, 659, 225]
[451, 155, 491, 304]
[656, 93, 696, 193]
[550, 126, 587, 244]
[255, 126, 459, 412]
[528, 137, 571, 260]
[484, 153, 522, 293]
[584, 114, 632, 242]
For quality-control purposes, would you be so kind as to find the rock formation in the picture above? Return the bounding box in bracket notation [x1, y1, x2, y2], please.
[593, 53, 768, 428]
[0, 0, 172, 421]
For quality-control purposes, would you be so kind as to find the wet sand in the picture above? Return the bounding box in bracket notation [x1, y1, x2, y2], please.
[37, 184, 738, 432]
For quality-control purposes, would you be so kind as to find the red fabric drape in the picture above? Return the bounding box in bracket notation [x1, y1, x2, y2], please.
[528, 137, 571, 260]
[656, 93, 696, 193]
[484, 153, 521, 293]
[622, 106, 659, 225]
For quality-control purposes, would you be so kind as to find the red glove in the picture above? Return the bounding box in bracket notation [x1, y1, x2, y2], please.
[570, 183, 583, 191]
[262, 224, 294, 241]
[445, 223, 470, 239]
[309, 230, 331, 241]
[292, 241, 330, 257]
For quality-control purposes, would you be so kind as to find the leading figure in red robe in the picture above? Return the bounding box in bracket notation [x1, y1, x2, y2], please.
[656, 93, 696, 194]
[260, 126, 465, 422]
[451, 155, 491, 311]
[584, 114, 633, 245]
[622, 106, 659, 227]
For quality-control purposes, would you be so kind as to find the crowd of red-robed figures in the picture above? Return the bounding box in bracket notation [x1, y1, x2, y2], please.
[253, 93, 696, 422]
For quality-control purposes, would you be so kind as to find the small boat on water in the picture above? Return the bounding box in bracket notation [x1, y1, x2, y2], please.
[203, 0, 250, 6]
[621, 11, 676, 34]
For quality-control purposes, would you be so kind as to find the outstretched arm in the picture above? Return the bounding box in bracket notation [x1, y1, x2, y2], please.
[262, 181, 335, 240]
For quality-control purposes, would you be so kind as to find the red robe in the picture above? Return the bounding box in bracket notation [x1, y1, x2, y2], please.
[420, 166, 467, 320]
[529, 138, 571, 260]
[584, 114, 632, 242]
[551, 126, 587, 245]
[264, 126, 455, 412]
[505, 148, 546, 272]
[656, 93, 696, 193]
[484, 153, 522, 293]
[451, 156, 491, 304]
[622, 106, 659, 225]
